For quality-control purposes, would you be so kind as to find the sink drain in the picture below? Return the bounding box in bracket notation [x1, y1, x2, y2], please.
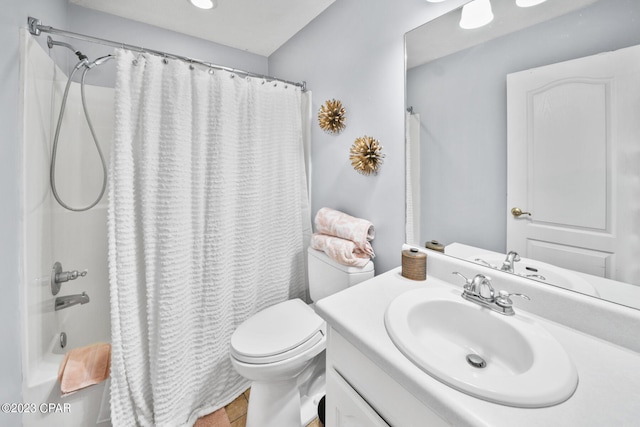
[466, 353, 486, 368]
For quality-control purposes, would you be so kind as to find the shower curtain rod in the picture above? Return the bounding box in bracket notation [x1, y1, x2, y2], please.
[27, 17, 306, 91]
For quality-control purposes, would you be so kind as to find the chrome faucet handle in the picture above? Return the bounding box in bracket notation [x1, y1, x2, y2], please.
[452, 272, 472, 291]
[495, 290, 530, 309]
[67, 269, 88, 280]
[57, 268, 88, 282]
[51, 262, 88, 295]
[452, 271, 470, 282]
[474, 258, 496, 269]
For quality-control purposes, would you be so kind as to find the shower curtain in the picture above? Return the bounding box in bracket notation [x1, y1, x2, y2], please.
[108, 49, 311, 427]
[405, 111, 421, 246]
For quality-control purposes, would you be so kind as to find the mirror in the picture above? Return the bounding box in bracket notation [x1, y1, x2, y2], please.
[405, 0, 640, 310]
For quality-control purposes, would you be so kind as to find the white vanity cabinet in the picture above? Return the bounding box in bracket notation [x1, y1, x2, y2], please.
[315, 254, 640, 427]
[325, 368, 389, 427]
[324, 328, 449, 427]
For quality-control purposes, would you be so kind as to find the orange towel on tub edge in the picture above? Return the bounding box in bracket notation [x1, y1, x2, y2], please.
[58, 342, 111, 396]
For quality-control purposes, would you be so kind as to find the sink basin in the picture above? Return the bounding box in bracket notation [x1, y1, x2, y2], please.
[469, 255, 600, 296]
[384, 287, 578, 407]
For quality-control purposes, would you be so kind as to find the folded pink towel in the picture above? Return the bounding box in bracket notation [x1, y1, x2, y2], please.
[310, 233, 372, 267]
[58, 342, 111, 396]
[314, 207, 375, 258]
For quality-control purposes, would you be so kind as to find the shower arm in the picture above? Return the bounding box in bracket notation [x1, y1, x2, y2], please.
[47, 36, 87, 61]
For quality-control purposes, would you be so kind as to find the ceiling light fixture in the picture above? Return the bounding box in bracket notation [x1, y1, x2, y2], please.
[460, 0, 494, 30]
[189, 0, 218, 10]
[425, 0, 447, 3]
[516, 0, 548, 7]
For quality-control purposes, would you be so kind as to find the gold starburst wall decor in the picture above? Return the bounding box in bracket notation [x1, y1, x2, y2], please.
[318, 99, 346, 134]
[349, 136, 385, 175]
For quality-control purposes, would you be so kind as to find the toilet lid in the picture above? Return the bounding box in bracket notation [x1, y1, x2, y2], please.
[231, 299, 325, 363]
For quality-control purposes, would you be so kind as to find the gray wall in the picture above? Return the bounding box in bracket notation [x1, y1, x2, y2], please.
[407, 0, 640, 254]
[269, 0, 467, 274]
[1, 2, 267, 424]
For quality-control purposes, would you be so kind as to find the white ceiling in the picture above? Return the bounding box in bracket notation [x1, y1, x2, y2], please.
[69, 0, 336, 57]
[406, 0, 599, 69]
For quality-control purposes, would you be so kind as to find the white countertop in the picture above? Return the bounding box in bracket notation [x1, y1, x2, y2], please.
[315, 267, 640, 427]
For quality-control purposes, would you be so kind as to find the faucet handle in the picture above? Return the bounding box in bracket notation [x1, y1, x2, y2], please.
[67, 269, 88, 280]
[51, 262, 88, 295]
[495, 290, 531, 309]
[452, 272, 473, 291]
[452, 271, 470, 283]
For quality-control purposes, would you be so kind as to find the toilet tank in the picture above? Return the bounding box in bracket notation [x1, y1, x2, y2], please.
[308, 247, 375, 302]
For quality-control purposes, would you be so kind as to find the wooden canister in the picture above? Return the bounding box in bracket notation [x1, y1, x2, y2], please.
[402, 248, 427, 280]
[425, 240, 444, 252]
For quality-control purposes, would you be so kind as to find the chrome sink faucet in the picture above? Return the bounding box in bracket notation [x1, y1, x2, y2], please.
[452, 272, 530, 316]
[500, 251, 521, 273]
[454, 272, 495, 301]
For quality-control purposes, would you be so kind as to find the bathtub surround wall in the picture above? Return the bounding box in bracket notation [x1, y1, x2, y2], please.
[1, 1, 68, 419]
[108, 50, 311, 426]
[20, 30, 113, 426]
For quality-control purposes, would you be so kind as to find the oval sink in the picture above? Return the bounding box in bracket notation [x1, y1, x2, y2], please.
[384, 287, 578, 407]
[469, 255, 600, 297]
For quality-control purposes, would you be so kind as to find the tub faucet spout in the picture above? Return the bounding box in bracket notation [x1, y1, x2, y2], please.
[55, 292, 90, 311]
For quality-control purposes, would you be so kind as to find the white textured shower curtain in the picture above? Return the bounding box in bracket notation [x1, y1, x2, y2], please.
[108, 49, 311, 427]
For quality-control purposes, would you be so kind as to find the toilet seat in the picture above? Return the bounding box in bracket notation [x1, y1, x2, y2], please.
[231, 299, 326, 364]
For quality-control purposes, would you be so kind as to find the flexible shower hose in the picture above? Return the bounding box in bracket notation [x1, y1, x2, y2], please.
[50, 59, 107, 212]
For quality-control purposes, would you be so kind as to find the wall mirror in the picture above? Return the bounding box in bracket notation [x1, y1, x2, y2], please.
[405, 0, 640, 310]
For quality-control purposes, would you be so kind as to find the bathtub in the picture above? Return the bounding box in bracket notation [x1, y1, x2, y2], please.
[20, 30, 114, 427]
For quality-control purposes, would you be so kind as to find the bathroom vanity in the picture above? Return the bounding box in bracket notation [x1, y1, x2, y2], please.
[315, 247, 640, 426]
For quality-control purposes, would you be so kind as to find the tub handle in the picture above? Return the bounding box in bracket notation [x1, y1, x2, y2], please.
[51, 262, 88, 295]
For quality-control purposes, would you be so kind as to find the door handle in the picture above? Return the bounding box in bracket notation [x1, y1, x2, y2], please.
[511, 207, 531, 217]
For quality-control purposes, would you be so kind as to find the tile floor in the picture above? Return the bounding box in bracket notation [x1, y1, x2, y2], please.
[225, 389, 322, 427]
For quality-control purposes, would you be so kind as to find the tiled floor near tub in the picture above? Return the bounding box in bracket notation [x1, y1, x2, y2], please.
[225, 389, 322, 427]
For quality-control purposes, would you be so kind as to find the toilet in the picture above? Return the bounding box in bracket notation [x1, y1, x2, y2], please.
[230, 247, 374, 427]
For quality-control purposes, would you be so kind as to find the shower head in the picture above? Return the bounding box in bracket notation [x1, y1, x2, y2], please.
[47, 36, 88, 61]
[86, 55, 114, 69]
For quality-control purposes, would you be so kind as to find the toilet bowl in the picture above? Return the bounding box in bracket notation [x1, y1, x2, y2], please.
[229, 248, 374, 427]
